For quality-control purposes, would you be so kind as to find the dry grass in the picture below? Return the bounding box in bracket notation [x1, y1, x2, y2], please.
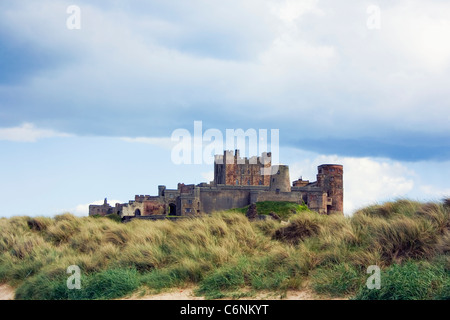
[0, 199, 448, 300]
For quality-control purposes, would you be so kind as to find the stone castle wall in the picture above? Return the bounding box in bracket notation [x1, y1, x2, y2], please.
[90, 150, 344, 219]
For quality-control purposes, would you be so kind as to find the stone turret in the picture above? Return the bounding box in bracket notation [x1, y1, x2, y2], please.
[317, 164, 343, 214]
[158, 185, 166, 197]
[269, 165, 291, 192]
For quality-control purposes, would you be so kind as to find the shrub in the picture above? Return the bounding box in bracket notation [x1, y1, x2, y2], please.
[26, 217, 53, 232]
[355, 260, 449, 300]
[273, 215, 320, 245]
[370, 217, 438, 263]
[355, 199, 423, 219]
[45, 220, 79, 244]
[105, 214, 122, 223]
[232, 201, 309, 220]
[415, 202, 449, 234]
[15, 268, 141, 300]
[436, 231, 450, 254]
[84, 268, 140, 299]
[15, 273, 72, 300]
[311, 263, 364, 296]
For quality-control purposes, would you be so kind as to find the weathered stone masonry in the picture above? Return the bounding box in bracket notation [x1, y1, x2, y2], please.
[89, 150, 344, 220]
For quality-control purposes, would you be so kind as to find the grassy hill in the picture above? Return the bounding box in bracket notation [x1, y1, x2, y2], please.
[229, 201, 309, 220]
[0, 199, 448, 300]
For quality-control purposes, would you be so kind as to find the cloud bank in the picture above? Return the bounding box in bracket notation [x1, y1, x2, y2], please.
[0, 0, 448, 161]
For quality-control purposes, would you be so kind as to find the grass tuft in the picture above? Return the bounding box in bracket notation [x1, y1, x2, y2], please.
[273, 213, 321, 245]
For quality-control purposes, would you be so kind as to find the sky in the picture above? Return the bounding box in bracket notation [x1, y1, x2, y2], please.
[0, 0, 449, 217]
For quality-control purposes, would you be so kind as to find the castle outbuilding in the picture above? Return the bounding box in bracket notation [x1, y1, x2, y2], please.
[89, 150, 343, 220]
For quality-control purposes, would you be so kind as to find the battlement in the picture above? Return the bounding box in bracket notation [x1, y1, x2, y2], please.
[135, 195, 158, 202]
[214, 149, 272, 165]
[318, 164, 343, 174]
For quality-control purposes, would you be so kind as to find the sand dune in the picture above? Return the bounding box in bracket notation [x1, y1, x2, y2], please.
[122, 287, 344, 300]
[0, 284, 345, 300]
[0, 284, 14, 300]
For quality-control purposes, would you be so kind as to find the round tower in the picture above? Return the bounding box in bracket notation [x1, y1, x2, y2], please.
[317, 164, 343, 214]
[269, 165, 291, 192]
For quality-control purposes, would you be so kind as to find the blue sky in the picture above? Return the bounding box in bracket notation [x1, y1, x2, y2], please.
[0, 0, 449, 217]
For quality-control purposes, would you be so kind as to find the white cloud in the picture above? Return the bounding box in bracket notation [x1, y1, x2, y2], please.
[259, 0, 335, 78]
[269, 0, 323, 23]
[120, 136, 176, 150]
[201, 171, 214, 183]
[0, 123, 72, 142]
[384, 0, 450, 73]
[420, 185, 450, 199]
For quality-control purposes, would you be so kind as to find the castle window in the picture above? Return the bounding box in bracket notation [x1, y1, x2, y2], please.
[247, 180, 250, 185]
[259, 180, 262, 185]
[236, 179, 239, 185]
[185, 208, 192, 213]
[247, 169, 250, 174]
[187, 199, 192, 204]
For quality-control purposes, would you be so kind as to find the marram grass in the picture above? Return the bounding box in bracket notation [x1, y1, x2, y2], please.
[0, 199, 448, 300]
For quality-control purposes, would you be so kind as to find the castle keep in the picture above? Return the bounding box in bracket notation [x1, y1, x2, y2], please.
[89, 150, 343, 220]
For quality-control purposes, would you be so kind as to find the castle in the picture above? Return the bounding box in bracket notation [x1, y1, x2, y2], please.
[89, 150, 343, 220]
